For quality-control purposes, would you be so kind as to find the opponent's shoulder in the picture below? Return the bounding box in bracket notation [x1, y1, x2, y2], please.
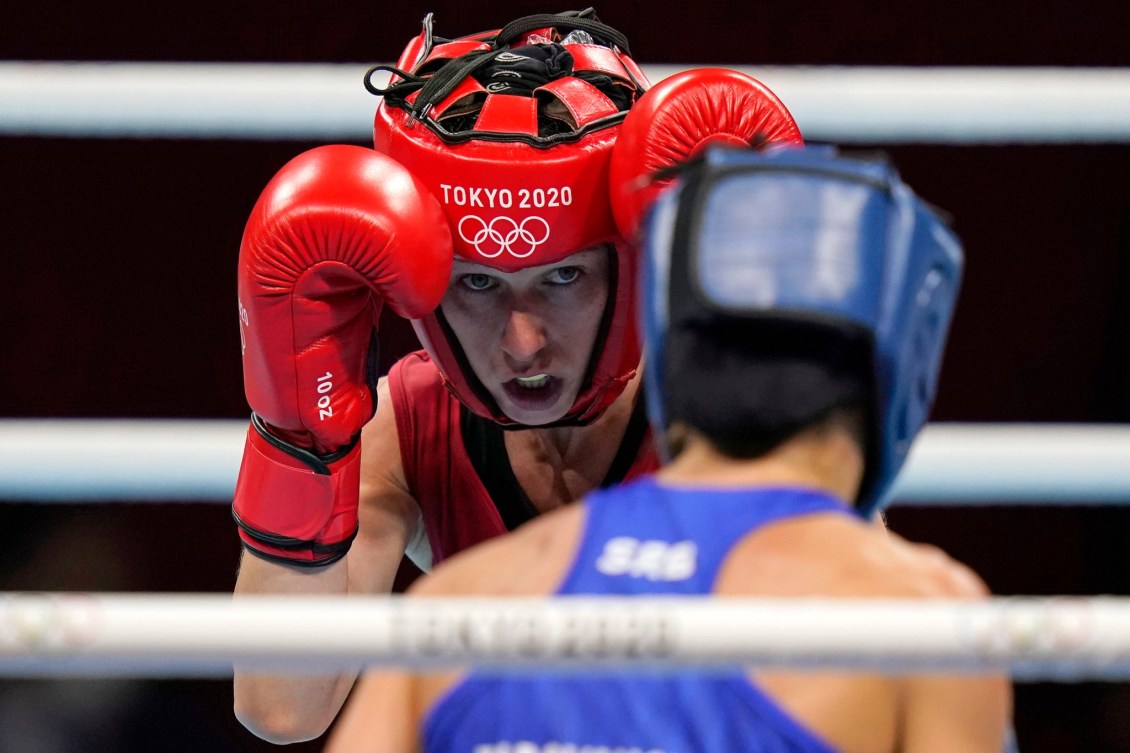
[831, 520, 990, 599]
[728, 513, 988, 600]
[874, 530, 989, 599]
[409, 503, 588, 597]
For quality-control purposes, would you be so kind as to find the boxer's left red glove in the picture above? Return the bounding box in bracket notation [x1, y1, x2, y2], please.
[233, 145, 451, 567]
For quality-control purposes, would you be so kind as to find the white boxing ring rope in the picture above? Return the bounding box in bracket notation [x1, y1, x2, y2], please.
[2, 420, 1129, 504]
[2, 593, 1130, 680]
[4, 424, 1128, 684]
[4, 63, 1130, 143]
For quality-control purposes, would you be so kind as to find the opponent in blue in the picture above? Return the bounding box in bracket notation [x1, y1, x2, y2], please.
[328, 145, 1012, 753]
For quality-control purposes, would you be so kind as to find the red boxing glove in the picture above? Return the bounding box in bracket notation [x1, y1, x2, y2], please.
[233, 145, 452, 566]
[609, 68, 803, 241]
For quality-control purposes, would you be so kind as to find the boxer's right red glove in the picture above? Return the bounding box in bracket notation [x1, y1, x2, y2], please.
[609, 68, 803, 241]
[233, 145, 452, 567]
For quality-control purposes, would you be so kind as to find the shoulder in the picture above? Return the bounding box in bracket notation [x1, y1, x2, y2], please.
[843, 519, 991, 599]
[870, 528, 990, 599]
[373, 351, 451, 460]
[384, 350, 455, 430]
[725, 513, 990, 600]
[388, 349, 443, 390]
[409, 503, 588, 597]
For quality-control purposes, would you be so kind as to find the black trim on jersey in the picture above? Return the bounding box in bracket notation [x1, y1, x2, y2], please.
[460, 405, 538, 531]
[459, 380, 648, 532]
[599, 382, 648, 487]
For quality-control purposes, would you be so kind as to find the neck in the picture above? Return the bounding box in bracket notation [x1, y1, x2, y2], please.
[657, 422, 864, 505]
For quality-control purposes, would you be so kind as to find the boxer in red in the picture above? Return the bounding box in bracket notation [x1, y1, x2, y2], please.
[229, 9, 802, 742]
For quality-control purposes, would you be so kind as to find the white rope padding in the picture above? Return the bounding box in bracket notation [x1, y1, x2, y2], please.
[3, 62, 1130, 142]
[2, 420, 1128, 504]
[1, 593, 1127, 679]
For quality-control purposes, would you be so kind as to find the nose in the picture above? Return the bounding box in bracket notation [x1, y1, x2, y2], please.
[499, 309, 548, 368]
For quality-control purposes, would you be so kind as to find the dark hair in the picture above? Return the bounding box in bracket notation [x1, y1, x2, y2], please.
[663, 316, 877, 463]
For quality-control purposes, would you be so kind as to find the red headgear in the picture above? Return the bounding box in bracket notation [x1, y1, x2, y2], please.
[369, 10, 651, 426]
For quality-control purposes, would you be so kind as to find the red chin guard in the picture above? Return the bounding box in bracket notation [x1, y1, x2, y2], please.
[371, 11, 649, 426]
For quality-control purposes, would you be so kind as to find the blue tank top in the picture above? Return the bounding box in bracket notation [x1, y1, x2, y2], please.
[424, 477, 850, 753]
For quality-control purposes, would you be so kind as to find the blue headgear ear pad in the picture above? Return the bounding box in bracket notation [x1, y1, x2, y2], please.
[641, 145, 963, 517]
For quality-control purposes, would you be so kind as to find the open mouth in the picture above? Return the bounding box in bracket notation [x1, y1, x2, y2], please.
[502, 374, 564, 412]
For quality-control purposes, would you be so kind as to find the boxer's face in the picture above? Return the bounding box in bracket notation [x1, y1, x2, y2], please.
[440, 246, 610, 425]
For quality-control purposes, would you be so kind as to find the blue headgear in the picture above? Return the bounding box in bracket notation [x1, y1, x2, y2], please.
[641, 145, 963, 517]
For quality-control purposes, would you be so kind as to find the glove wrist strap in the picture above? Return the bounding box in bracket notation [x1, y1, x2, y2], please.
[232, 418, 361, 568]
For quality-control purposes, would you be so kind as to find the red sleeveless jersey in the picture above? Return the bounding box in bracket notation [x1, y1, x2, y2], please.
[388, 350, 658, 565]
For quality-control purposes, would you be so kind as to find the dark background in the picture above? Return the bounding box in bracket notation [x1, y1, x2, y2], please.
[3, 1, 1130, 751]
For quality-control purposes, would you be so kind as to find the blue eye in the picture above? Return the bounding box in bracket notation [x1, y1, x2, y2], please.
[460, 273, 496, 291]
[547, 267, 581, 285]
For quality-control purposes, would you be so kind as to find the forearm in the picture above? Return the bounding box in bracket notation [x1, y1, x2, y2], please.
[228, 142, 446, 742]
[232, 552, 358, 743]
[232, 509, 412, 743]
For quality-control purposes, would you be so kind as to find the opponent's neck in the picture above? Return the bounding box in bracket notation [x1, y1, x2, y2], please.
[657, 424, 864, 505]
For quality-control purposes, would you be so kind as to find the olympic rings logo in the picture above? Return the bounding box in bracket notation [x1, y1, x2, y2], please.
[457, 215, 551, 259]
